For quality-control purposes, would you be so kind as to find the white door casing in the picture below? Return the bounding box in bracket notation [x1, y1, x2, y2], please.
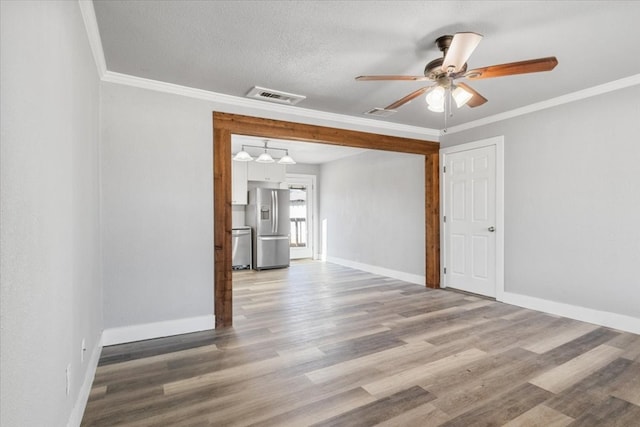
[441, 137, 504, 298]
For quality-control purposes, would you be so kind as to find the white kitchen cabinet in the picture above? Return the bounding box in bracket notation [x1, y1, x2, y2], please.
[232, 160, 248, 205]
[247, 161, 286, 182]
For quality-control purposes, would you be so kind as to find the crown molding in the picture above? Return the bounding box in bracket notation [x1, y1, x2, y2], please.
[101, 71, 440, 139]
[76, 0, 438, 140]
[80, 0, 637, 139]
[78, 0, 438, 140]
[78, 0, 106, 78]
[444, 74, 640, 135]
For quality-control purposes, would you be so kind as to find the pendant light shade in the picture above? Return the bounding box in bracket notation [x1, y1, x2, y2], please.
[256, 152, 275, 163]
[256, 140, 275, 163]
[278, 152, 296, 165]
[233, 150, 253, 161]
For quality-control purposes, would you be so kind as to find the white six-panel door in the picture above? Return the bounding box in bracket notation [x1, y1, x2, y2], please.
[444, 144, 497, 297]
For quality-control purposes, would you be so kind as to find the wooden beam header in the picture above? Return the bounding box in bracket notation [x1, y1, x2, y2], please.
[213, 112, 438, 155]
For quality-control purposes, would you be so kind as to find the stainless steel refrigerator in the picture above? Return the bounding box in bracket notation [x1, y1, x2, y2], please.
[245, 188, 290, 270]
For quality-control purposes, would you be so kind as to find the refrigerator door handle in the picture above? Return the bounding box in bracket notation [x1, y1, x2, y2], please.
[271, 190, 276, 234]
[274, 190, 278, 234]
[258, 235, 289, 241]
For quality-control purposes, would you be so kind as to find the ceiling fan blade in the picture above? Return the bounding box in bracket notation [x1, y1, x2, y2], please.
[456, 82, 488, 108]
[356, 75, 430, 81]
[465, 56, 558, 80]
[442, 32, 483, 73]
[384, 86, 433, 110]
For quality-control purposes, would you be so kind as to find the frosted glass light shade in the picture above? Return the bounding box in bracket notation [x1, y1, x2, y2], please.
[256, 152, 275, 163]
[452, 85, 473, 108]
[278, 154, 296, 165]
[233, 150, 253, 161]
[425, 86, 445, 112]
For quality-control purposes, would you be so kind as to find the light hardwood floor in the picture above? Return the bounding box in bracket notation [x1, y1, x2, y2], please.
[82, 261, 640, 426]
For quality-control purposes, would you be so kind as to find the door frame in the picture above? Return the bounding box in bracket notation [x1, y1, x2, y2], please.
[285, 173, 317, 260]
[440, 136, 505, 300]
[214, 112, 440, 328]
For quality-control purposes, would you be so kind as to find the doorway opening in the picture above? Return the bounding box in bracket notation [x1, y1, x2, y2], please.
[285, 174, 316, 260]
[213, 112, 440, 328]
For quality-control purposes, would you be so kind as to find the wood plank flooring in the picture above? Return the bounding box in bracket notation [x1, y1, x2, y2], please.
[82, 261, 640, 426]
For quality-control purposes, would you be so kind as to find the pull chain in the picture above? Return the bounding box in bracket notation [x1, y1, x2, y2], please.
[443, 87, 452, 133]
[443, 106, 448, 133]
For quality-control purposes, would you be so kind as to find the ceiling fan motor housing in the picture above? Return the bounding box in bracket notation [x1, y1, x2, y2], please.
[425, 35, 467, 79]
[424, 58, 467, 80]
[435, 35, 453, 53]
[424, 58, 444, 79]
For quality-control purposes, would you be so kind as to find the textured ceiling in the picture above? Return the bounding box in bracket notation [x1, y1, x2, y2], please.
[93, 1, 640, 131]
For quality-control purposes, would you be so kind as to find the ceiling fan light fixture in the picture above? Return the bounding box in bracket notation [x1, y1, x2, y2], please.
[233, 150, 253, 161]
[426, 86, 446, 112]
[356, 30, 559, 120]
[452, 85, 473, 108]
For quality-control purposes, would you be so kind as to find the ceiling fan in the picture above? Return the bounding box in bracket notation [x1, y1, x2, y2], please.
[356, 32, 558, 114]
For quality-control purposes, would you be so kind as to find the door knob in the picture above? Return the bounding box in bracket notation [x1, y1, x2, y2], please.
[488, 226, 495, 232]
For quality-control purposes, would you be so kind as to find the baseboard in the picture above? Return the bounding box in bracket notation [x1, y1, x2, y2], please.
[500, 291, 640, 335]
[327, 256, 425, 286]
[67, 335, 103, 427]
[102, 315, 214, 346]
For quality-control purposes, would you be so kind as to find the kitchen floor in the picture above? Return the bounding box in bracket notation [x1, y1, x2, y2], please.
[82, 261, 640, 426]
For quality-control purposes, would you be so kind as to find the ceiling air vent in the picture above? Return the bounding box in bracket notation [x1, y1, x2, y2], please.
[364, 108, 397, 117]
[245, 86, 306, 106]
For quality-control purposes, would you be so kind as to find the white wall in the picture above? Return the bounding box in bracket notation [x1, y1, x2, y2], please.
[101, 82, 214, 331]
[320, 150, 425, 280]
[441, 85, 640, 319]
[0, 2, 102, 426]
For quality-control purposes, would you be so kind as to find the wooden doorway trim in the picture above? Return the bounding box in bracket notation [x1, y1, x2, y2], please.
[213, 112, 440, 328]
